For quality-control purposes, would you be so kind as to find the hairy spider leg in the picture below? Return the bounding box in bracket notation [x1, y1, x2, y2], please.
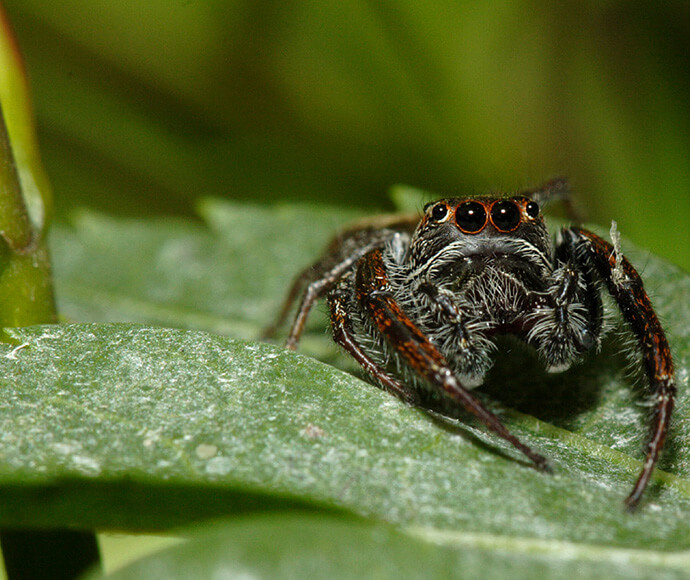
[328, 281, 424, 405]
[263, 227, 401, 348]
[563, 227, 676, 510]
[356, 248, 551, 472]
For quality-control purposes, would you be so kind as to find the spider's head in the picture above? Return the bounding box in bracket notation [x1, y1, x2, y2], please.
[409, 195, 550, 266]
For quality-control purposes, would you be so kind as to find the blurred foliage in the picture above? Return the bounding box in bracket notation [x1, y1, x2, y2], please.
[1, 0, 688, 270]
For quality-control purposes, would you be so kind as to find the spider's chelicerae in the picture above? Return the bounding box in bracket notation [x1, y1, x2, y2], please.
[265, 178, 675, 510]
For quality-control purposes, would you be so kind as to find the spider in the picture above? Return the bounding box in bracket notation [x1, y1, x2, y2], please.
[264, 178, 676, 510]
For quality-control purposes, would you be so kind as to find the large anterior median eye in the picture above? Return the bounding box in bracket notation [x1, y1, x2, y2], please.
[455, 201, 487, 233]
[490, 200, 521, 232]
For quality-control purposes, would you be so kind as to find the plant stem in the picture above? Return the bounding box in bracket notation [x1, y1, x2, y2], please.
[0, 100, 99, 577]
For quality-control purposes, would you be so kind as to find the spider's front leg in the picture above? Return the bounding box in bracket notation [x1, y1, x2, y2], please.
[356, 248, 550, 472]
[562, 225, 676, 510]
[327, 278, 425, 406]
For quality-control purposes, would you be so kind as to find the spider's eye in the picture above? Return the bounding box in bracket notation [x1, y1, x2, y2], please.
[455, 201, 487, 233]
[491, 200, 521, 232]
[430, 203, 448, 221]
[526, 201, 540, 218]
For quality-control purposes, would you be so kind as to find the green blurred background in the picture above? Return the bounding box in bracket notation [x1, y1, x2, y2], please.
[3, 0, 689, 269]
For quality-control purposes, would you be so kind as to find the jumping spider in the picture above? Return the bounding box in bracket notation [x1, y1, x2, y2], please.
[265, 178, 675, 510]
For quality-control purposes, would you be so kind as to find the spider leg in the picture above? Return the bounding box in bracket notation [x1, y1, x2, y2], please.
[523, 176, 571, 204]
[356, 248, 550, 471]
[562, 226, 676, 509]
[328, 282, 424, 405]
[261, 263, 318, 342]
[522, 177, 580, 221]
[263, 227, 401, 349]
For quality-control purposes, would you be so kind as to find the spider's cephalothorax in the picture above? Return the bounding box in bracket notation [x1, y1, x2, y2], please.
[265, 179, 676, 510]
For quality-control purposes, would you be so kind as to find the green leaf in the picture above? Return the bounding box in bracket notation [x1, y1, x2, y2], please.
[0, 321, 690, 564]
[90, 512, 690, 580]
[50, 200, 366, 368]
[51, 201, 358, 338]
[3, 198, 686, 575]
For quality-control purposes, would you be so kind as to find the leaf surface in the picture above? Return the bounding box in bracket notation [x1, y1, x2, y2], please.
[0, 199, 686, 573]
[92, 513, 690, 580]
[0, 322, 689, 551]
